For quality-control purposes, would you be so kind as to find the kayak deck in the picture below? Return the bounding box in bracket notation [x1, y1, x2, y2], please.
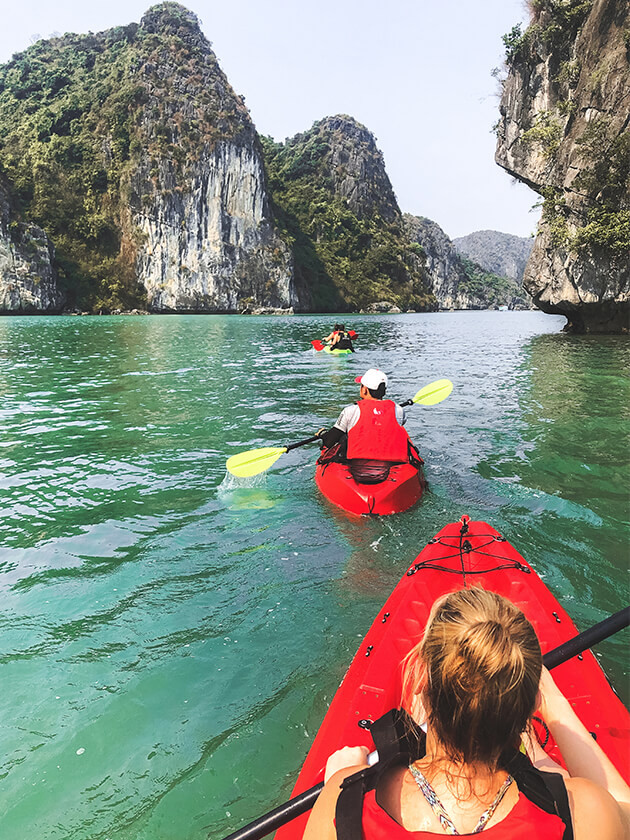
[276, 518, 630, 839]
[315, 460, 426, 515]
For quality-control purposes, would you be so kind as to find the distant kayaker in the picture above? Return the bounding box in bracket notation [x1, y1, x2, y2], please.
[322, 324, 342, 345]
[322, 324, 355, 352]
[317, 369, 414, 470]
[304, 588, 630, 840]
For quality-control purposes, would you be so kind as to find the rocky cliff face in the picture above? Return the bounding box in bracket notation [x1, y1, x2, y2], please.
[0, 2, 294, 313]
[453, 230, 533, 283]
[404, 215, 472, 308]
[404, 215, 531, 310]
[129, 4, 295, 312]
[496, 0, 629, 333]
[263, 116, 435, 312]
[296, 115, 400, 223]
[0, 179, 62, 313]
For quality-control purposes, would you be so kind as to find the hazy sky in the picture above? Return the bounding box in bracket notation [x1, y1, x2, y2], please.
[1, 0, 539, 240]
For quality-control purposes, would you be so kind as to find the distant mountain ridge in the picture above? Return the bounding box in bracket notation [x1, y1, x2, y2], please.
[452, 230, 533, 283]
[405, 216, 532, 310]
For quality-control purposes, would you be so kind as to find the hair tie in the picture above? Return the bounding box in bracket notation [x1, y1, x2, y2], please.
[532, 715, 550, 749]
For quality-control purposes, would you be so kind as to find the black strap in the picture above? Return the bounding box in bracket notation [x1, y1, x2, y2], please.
[504, 750, 573, 840]
[545, 772, 574, 840]
[370, 708, 425, 763]
[335, 769, 369, 840]
[335, 709, 426, 840]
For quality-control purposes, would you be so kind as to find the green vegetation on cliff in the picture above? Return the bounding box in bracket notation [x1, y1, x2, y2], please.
[539, 115, 630, 257]
[261, 123, 434, 312]
[459, 257, 529, 308]
[0, 26, 144, 309]
[503, 1, 629, 264]
[503, 0, 594, 64]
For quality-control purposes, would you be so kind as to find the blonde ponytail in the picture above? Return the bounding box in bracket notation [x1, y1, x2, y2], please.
[401, 588, 541, 769]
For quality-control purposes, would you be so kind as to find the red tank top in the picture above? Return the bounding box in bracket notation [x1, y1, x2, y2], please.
[361, 789, 566, 838]
[346, 399, 410, 461]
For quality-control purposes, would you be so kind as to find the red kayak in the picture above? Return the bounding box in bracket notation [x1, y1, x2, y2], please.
[314, 460, 426, 516]
[276, 517, 630, 839]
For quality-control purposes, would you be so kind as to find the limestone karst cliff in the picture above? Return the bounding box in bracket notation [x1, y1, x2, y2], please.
[0, 1, 528, 316]
[0, 177, 62, 313]
[263, 117, 435, 312]
[0, 3, 436, 315]
[0, 2, 294, 313]
[496, 0, 629, 333]
[128, 5, 295, 312]
[404, 215, 531, 310]
[453, 230, 533, 284]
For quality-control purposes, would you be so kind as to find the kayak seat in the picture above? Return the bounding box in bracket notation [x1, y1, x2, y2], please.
[347, 459, 403, 484]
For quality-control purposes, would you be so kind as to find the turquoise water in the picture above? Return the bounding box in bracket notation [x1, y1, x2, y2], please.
[0, 312, 628, 839]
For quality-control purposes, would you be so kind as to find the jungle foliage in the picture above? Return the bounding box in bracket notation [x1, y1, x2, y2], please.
[503, 0, 594, 65]
[459, 257, 529, 308]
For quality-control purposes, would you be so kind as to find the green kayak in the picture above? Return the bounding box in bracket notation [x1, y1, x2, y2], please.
[323, 346, 352, 355]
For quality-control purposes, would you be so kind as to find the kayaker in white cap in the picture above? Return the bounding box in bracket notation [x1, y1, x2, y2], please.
[317, 369, 411, 466]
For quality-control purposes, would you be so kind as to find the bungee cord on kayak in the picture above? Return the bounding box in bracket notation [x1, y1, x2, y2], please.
[405, 516, 533, 584]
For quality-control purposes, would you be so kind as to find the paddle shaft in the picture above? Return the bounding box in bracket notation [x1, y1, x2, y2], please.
[285, 435, 321, 452]
[542, 606, 630, 669]
[219, 606, 629, 840]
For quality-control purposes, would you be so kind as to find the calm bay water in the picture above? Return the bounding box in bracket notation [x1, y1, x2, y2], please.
[0, 311, 628, 839]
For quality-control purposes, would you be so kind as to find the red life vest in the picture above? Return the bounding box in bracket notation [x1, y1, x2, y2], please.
[361, 788, 566, 838]
[346, 399, 410, 461]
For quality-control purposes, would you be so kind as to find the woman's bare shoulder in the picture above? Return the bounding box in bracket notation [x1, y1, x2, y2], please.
[566, 777, 628, 840]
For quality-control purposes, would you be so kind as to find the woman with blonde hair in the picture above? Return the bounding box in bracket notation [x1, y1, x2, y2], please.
[304, 588, 630, 839]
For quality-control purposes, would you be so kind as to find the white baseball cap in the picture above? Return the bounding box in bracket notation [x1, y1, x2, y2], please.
[355, 369, 388, 390]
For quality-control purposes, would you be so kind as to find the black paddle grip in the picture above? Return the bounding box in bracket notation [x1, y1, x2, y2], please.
[543, 606, 630, 670]
[219, 782, 323, 840]
[285, 435, 321, 452]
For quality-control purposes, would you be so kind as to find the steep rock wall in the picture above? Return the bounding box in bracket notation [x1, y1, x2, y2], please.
[130, 4, 295, 312]
[453, 230, 533, 283]
[0, 180, 62, 313]
[131, 141, 295, 312]
[404, 215, 473, 309]
[0, 2, 295, 313]
[404, 215, 531, 310]
[496, 0, 629, 333]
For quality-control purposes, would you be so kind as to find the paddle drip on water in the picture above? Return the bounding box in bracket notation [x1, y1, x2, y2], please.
[220, 471, 269, 490]
[219, 472, 277, 510]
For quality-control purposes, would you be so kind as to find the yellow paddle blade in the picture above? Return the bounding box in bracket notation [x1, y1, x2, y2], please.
[412, 378, 453, 406]
[226, 446, 288, 478]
